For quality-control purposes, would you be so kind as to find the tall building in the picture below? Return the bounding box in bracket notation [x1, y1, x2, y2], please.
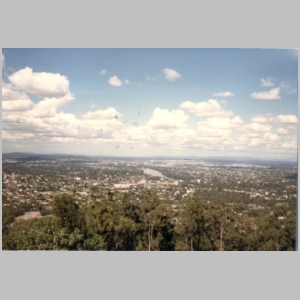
[11, 173, 15, 180]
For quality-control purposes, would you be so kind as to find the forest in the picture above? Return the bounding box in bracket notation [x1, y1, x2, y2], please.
[2, 191, 296, 251]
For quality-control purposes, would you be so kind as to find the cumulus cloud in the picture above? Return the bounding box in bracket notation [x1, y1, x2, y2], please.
[263, 132, 280, 142]
[80, 107, 123, 120]
[162, 68, 182, 81]
[197, 116, 243, 130]
[2, 81, 34, 111]
[281, 141, 297, 150]
[100, 69, 106, 75]
[197, 125, 233, 137]
[196, 116, 244, 140]
[248, 138, 264, 147]
[2, 99, 34, 111]
[277, 128, 289, 135]
[243, 132, 262, 138]
[250, 87, 281, 100]
[147, 108, 189, 129]
[3, 63, 296, 158]
[260, 77, 275, 87]
[251, 113, 298, 127]
[2, 104, 124, 143]
[213, 91, 235, 97]
[286, 125, 297, 131]
[2, 130, 37, 141]
[125, 79, 130, 85]
[251, 113, 273, 123]
[2, 82, 29, 101]
[8, 67, 70, 98]
[29, 93, 75, 118]
[108, 76, 122, 87]
[180, 99, 234, 118]
[239, 122, 272, 133]
[272, 115, 298, 125]
[231, 116, 244, 125]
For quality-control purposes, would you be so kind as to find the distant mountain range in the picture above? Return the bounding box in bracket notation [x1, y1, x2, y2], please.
[2, 152, 297, 165]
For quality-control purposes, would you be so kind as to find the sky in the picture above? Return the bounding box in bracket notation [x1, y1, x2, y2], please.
[1, 48, 298, 160]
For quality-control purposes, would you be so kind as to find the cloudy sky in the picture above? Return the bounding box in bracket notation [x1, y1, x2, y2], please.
[2, 48, 298, 160]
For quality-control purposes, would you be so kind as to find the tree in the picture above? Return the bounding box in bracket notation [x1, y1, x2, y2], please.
[135, 196, 175, 251]
[85, 200, 136, 250]
[2, 206, 15, 235]
[2, 217, 85, 250]
[175, 197, 212, 251]
[279, 211, 296, 250]
[52, 193, 83, 233]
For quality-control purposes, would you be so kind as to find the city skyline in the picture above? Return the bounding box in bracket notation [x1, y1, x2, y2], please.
[2, 48, 298, 160]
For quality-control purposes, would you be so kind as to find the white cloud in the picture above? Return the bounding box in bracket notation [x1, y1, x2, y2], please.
[239, 122, 272, 133]
[250, 87, 281, 100]
[3, 63, 296, 158]
[196, 116, 243, 140]
[2, 130, 36, 141]
[248, 138, 263, 147]
[2, 81, 34, 111]
[162, 68, 182, 81]
[286, 125, 297, 131]
[251, 113, 298, 127]
[277, 128, 289, 135]
[2, 99, 34, 111]
[231, 116, 244, 126]
[8, 67, 70, 98]
[80, 107, 123, 120]
[251, 113, 273, 123]
[260, 77, 275, 87]
[197, 125, 233, 137]
[108, 76, 122, 87]
[281, 141, 297, 150]
[263, 133, 280, 142]
[272, 115, 298, 125]
[243, 132, 262, 138]
[147, 108, 189, 129]
[213, 91, 235, 97]
[29, 93, 75, 118]
[180, 99, 234, 118]
[100, 69, 106, 75]
[197, 116, 243, 130]
[2, 82, 29, 101]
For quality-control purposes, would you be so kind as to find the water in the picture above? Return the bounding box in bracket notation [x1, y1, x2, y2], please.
[141, 168, 172, 180]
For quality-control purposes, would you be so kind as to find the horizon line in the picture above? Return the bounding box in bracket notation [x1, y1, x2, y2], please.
[2, 151, 297, 163]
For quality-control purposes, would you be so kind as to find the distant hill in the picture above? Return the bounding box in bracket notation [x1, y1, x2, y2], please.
[2, 152, 297, 166]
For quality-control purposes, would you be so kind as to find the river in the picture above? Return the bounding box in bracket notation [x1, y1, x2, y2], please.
[141, 168, 173, 180]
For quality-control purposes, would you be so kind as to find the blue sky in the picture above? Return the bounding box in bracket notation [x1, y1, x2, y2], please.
[2, 48, 298, 160]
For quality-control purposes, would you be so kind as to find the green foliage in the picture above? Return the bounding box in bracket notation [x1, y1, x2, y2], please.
[85, 200, 136, 250]
[2, 206, 15, 234]
[2, 217, 84, 250]
[52, 193, 83, 233]
[2, 192, 296, 251]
